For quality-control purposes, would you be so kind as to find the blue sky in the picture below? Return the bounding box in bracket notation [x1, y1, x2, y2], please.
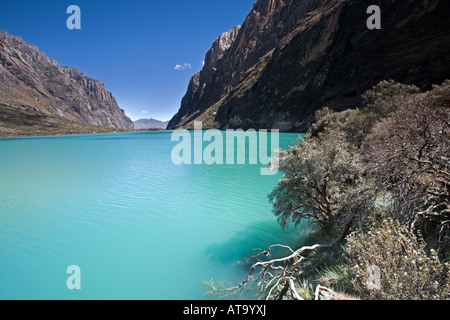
[0, 0, 255, 121]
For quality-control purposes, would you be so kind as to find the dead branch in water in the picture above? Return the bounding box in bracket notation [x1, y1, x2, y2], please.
[205, 238, 339, 300]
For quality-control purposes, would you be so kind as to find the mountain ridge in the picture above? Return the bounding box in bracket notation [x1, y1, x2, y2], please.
[0, 30, 134, 136]
[134, 118, 169, 129]
[168, 0, 450, 131]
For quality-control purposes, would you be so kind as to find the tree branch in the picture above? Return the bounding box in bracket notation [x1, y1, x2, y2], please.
[289, 278, 303, 300]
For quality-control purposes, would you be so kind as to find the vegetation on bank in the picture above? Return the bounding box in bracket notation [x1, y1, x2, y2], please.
[220, 79, 450, 300]
[0, 104, 132, 137]
[0, 103, 167, 138]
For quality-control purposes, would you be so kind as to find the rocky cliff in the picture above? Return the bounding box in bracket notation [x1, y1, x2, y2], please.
[0, 30, 134, 131]
[168, 25, 241, 128]
[168, 0, 450, 131]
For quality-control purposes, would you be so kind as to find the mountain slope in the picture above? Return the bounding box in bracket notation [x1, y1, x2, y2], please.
[134, 118, 169, 129]
[169, 0, 450, 131]
[0, 103, 132, 137]
[0, 30, 134, 135]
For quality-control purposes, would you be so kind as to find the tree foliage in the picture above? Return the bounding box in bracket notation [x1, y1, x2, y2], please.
[261, 79, 450, 300]
[269, 129, 364, 231]
[364, 80, 450, 255]
[269, 107, 377, 235]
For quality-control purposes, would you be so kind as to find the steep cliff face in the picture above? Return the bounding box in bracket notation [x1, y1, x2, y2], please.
[169, 0, 450, 131]
[0, 31, 134, 130]
[168, 25, 242, 128]
[168, 0, 328, 129]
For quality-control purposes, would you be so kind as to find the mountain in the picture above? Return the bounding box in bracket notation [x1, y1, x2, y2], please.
[134, 118, 169, 129]
[0, 30, 134, 136]
[168, 0, 450, 131]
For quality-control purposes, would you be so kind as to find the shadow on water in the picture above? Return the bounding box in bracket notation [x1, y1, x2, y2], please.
[202, 219, 322, 299]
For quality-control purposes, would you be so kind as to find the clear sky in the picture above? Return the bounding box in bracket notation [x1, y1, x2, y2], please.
[0, 0, 256, 122]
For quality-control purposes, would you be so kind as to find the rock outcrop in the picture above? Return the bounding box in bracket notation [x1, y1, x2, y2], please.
[168, 25, 241, 128]
[169, 0, 450, 131]
[0, 30, 134, 130]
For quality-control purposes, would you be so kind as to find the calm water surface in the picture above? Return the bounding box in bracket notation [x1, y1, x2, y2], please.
[0, 131, 306, 299]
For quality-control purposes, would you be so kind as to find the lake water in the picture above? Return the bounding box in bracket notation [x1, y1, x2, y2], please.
[0, 131, 306, 300]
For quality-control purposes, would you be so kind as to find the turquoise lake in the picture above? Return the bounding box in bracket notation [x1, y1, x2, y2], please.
[0, 131, 306, 300]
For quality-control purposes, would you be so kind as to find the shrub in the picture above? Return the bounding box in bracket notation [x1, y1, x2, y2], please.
[363, 80, 450, 255]
[269, 130, 364, 232]
[316, 265, 353, 294]
[269, 107, 375, 235]
[264, 80, 449, 300]
[345, 218, 450, 300]
[361, 79, 420, 119]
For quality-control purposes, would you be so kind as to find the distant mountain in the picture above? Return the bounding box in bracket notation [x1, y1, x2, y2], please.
[168, 0, 450, 131]
[0, 30, 134, 136]
[134, 118, 168, 129]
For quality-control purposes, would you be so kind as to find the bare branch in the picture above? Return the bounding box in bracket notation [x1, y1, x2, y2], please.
[289, 278, 303, 300]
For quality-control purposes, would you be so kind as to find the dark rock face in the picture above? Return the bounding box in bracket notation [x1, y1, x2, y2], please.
[0, 30, 134, 129]
[169, 0, 450, 131]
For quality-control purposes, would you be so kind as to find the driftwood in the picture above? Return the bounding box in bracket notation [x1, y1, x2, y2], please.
[231, 240, 338, 300]
[289, 279, 303, 300]
[205, 229, 347, 300]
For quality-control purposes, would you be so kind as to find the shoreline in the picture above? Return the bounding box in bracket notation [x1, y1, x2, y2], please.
[0, 103, 169, 139]
[0, 128, 168, 139]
